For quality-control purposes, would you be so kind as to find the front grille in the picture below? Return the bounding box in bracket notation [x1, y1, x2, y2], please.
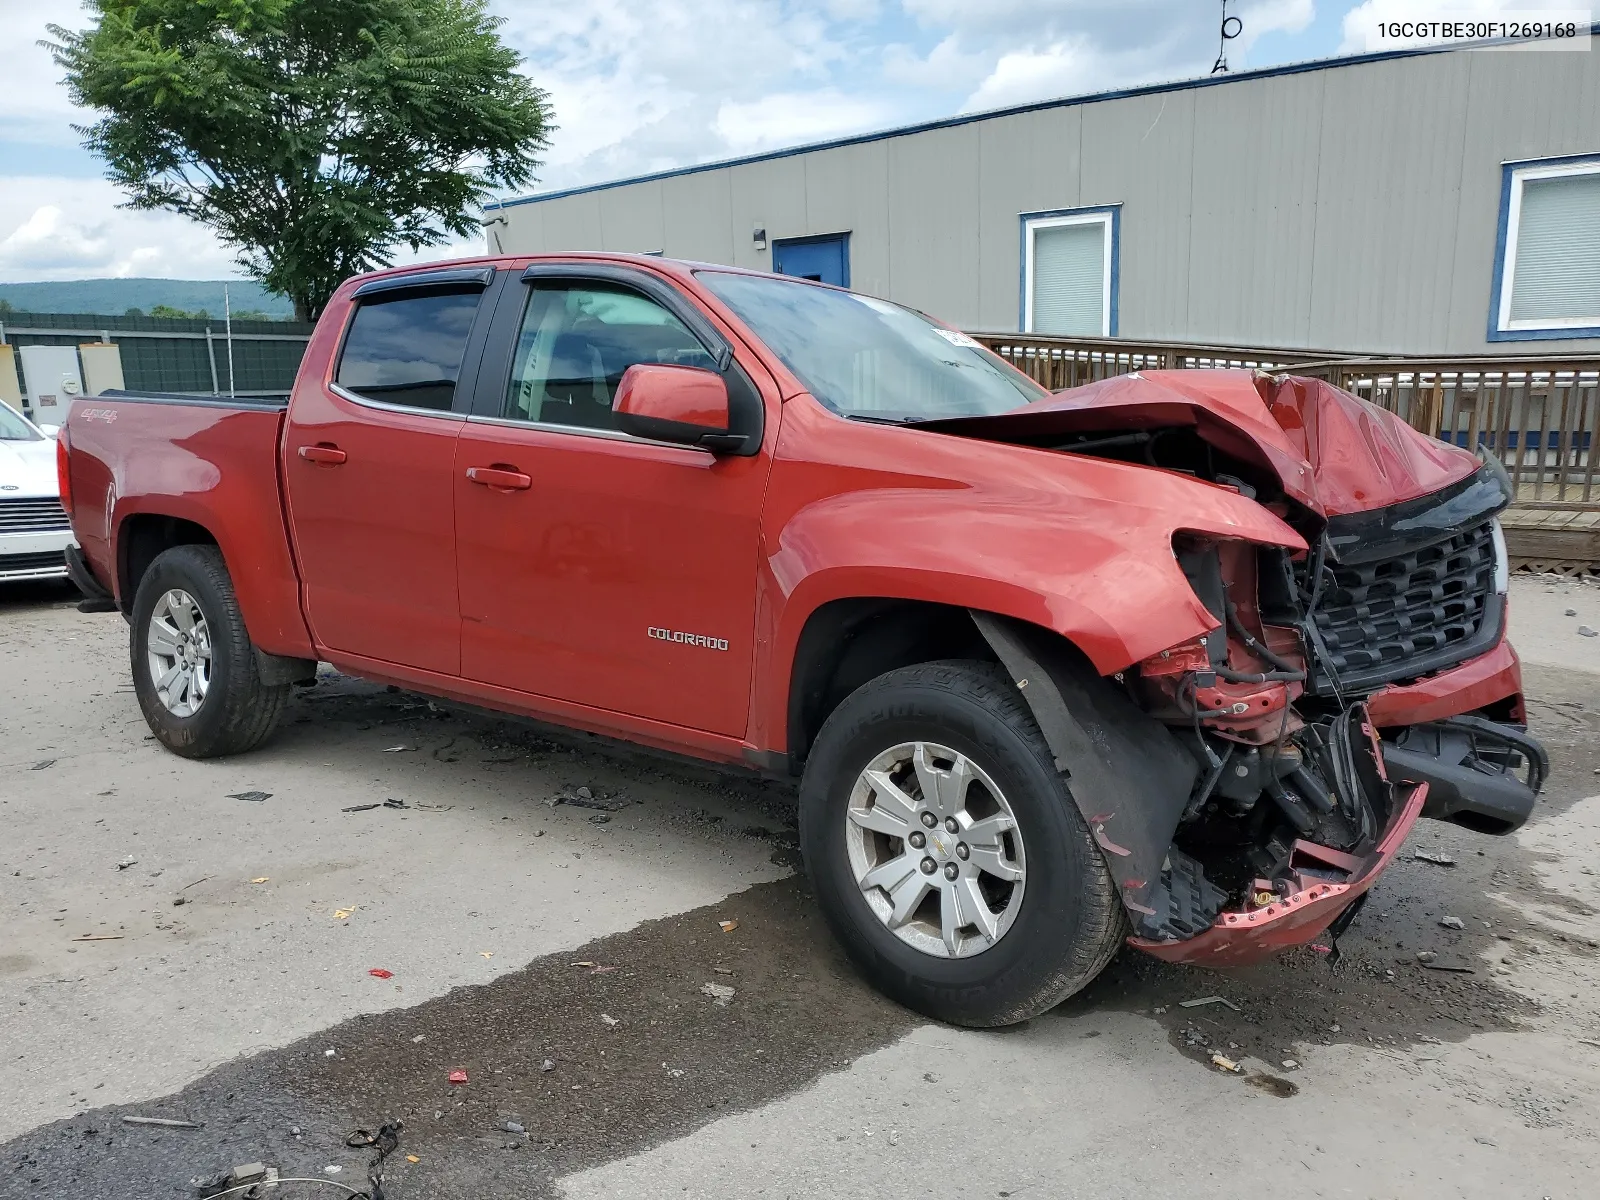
[0, 549, 68, 574]
[0, 496, 70, 533]
[1308, 519, 1500, 695]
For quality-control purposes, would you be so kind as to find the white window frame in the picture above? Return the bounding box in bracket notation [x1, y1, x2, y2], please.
[1020, 208, 1117, 337]
[1493, 157, 1600, 338]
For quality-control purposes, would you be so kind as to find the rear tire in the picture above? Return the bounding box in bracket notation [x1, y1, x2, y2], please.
[130, 544, 289, 758]
[800, 660, 1124, 1027]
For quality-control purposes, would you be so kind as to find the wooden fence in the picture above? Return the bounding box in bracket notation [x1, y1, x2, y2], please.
[968, 332, 1600, 571]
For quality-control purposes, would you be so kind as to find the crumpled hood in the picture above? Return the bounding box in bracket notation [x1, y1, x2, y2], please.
[914, 369, 1480, 517]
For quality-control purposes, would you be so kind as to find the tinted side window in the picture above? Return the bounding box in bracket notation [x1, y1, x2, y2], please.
[504, 283, 716, 430]
[336, 289, 482, 411]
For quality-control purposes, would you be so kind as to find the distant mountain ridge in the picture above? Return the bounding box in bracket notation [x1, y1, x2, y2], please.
[0, 278, 294, 318]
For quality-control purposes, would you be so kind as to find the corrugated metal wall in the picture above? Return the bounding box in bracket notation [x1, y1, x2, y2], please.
[0, 311, 314, 397]
[497, 46, 1599, 355]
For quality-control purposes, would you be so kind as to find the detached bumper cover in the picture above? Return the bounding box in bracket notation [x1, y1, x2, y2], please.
[1383, 715, 1545, 834]
[1128, 781, 1427, 968]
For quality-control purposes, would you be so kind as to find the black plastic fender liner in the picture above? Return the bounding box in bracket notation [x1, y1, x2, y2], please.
[969, 612, 1201, 934]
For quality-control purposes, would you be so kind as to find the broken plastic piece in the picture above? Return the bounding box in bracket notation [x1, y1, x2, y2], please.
[719, 919, 738, 933]
[228, 791, 271, 802]
[368, 968, 394, 979]
[1209, 1053, 1243, 1073]
[31, 759, 56, 770]
[1413, 849, 1457, 867]
[448, 1069, 468, 1084]
[700, 982, 735, 1006]
[250, 877, 269, 884]
[1179, 995, 1242, 1013]
[342, 803, 381, 813]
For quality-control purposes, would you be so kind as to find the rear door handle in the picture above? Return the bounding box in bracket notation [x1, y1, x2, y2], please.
[465, 466, 532, 490]
[298, 444, 347, 465]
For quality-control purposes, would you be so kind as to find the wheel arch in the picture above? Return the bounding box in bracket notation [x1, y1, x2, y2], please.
[117, 512, 219, 616]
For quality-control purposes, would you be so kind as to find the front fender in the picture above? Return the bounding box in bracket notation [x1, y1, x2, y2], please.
[752, 400, 1306, 753]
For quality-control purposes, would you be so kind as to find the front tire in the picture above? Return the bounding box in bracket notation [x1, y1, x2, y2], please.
[130, 544, 289, 758]
[800, 660, 1124, 1027]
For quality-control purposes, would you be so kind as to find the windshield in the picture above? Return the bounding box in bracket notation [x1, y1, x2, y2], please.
[696, 271, 1046, 421]
[0, 402, 41, 441]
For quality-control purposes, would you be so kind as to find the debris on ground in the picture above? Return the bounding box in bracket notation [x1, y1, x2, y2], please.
[382, 745, 416, 753]
[116, 856, 137, 870]
[368, 969, 394, 980]
[1416, 950, 1438, 963]
[30, 759, 56, 770]
[1281, 1059, 1299, 1069]
[333, 908, 355, 920]
[1566, 608, 1578, 616]
[1180, 995, 1242, 1012]
[719, 919, 739, 933]
[227, 791, 271, 803]
[1209, 1053, 1243, 1073]
[122, 1115, 201, 1129]
[325, 1048, 337, 1057]
[342, 803, 381, 813]
[552, 786, 629, 812]
[541, 1058, 555, 1072]
[1440, 916, 1466, 930]
[600, 1013, 620, 1026]
[448, 1069, 468, 1084]
[1421, 962, 1476, 973]
[384, 798, 408, 809]
[1580, 626, 1598, 638]
[249, 877, 269, 884]
[589, 814, 611, 824]
[713, 966, 734, 975]
[71, 934, 125, 942]
[479, 951, 493, 960]
[701, 982, 736, 1006]
[1413, 849, 1457, 866]
[498, 1120, 525, 1134]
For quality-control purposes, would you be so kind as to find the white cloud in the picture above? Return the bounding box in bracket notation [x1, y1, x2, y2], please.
[0, 180, 239, 281]
[715, 91, 897, 150]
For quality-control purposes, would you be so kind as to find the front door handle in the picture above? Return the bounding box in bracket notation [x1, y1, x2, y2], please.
[465, 466, 532, 490]
[298, 444, 347, 465]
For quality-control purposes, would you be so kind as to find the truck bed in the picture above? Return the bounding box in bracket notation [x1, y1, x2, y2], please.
[63, 389, 315, 658]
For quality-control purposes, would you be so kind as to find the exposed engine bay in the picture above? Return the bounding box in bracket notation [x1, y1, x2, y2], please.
[939, 371, 1549, 959]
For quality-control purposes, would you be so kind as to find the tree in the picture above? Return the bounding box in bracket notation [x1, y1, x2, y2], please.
[51, 0, 552, 321]
[148, 304, 209, 319]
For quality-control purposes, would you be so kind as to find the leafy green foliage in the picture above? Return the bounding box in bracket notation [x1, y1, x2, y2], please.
[50, 0, 552, 320]
[147, 304, 210, 319]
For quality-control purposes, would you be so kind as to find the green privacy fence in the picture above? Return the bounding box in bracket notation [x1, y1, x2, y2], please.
[0, 310, 314, 398]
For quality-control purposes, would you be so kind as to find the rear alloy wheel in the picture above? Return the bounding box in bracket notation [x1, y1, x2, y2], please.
[145, 588, 214, 718]
[130, 544, 290, 758]
[801, 660, 1125, 1027]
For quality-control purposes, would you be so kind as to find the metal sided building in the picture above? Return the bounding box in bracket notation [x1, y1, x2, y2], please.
[488, 37, 1600, 356]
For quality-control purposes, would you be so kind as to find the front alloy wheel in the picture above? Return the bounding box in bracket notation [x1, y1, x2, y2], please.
[845, 741, 1026, 958]
[146, 588, 213, 717]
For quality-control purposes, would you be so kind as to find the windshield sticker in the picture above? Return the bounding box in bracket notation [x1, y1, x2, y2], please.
[932, 328, 981, 350]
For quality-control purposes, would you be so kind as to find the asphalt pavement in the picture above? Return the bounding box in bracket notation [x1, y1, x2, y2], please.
[3, 575, 1599, 1199]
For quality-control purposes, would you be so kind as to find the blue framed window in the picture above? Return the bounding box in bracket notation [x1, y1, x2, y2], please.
[1488, 155, 1600, 342]
[1019, 206, 1119, 336]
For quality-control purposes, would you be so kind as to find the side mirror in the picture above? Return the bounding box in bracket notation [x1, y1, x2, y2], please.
[613, 364, 739, 451]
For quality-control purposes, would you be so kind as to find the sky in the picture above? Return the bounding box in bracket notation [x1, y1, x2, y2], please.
[0, 0, 1565, 284]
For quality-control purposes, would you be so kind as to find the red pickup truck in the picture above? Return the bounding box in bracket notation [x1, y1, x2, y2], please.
[59, 254, 1545, 1026]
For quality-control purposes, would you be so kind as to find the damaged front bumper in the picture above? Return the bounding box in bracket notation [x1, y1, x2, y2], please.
[1129, 781, 1428, 968]
[1383, 715, 1546, 835]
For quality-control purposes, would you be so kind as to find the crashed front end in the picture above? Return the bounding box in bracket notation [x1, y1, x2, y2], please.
[1119, 398, 1546, 964]
[938, 368, 1548, 966]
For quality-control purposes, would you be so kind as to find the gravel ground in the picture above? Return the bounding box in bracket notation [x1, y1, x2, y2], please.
[3, 574, 1599, 1198]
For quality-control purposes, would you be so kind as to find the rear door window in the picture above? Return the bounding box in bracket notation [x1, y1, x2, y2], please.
[336, 289, 483, 411]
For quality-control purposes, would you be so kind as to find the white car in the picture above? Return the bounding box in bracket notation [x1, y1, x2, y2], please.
[0, 401, 77, 582]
